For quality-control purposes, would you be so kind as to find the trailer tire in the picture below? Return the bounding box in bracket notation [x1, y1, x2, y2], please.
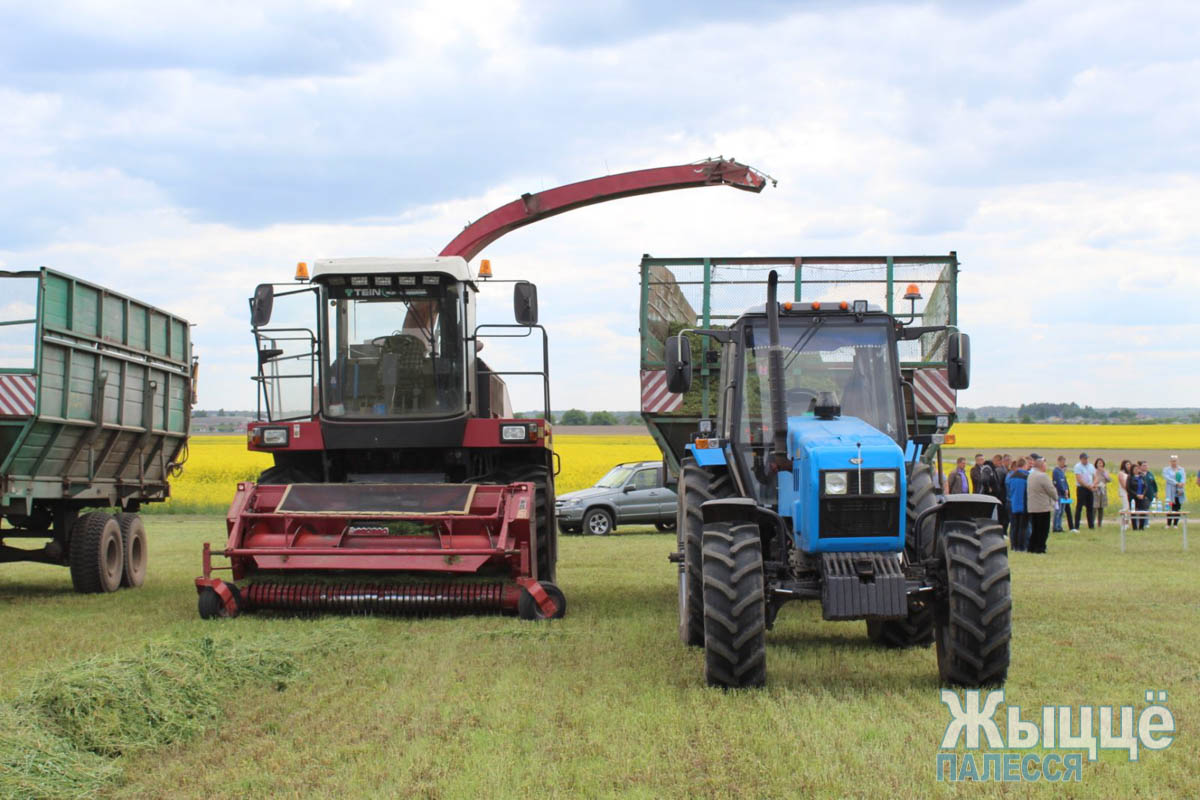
[678, 459, 732, 647]
[518, 581, 566, 620]
[702, 520, 767, 689]
[69, 512, 124, 594]
[583, 508, 613, 536]
[115, 513, 147, 589]
[866, 462, 938, 648]
[935, 519, 1011, 687]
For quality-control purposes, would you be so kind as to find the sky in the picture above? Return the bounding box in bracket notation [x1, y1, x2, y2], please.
[1, 0, 1197, 413]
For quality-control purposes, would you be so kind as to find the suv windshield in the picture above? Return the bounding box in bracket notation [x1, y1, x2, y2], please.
[739, 318, 901, 444]
[596, 465, 638, 489]
[323, 277, 466, 417]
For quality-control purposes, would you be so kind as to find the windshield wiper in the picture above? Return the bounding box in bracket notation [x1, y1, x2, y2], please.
[781, 316, 826, 372]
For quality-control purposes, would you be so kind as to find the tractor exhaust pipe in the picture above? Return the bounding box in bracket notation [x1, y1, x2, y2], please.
[766, 271, 791, 473]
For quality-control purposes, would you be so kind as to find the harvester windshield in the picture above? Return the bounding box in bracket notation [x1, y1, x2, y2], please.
[739, 318, 902, 445]
[323, 279, 466, 418]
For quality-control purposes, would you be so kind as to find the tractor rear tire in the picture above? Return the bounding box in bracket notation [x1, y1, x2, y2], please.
[678, 459, 733, 647]
[116, 513, 147, 588]
[69, 512, 124, 594]
[935, 519, 1012, 687]
[702, 521, 767, 689]
[867, 462, 937, 648]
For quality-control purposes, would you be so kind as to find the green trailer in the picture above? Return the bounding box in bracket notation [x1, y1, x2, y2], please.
[0, 268, 194, 593]
[638, 254, 961, 475]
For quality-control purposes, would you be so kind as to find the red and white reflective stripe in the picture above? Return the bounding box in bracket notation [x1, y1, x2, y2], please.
[0, 374, 36, 416]
[641, 370, 683, 413]
[913, 368, 956, 415]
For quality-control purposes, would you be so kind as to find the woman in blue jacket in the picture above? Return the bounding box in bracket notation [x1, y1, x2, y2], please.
[1006, 458, 1030, 551]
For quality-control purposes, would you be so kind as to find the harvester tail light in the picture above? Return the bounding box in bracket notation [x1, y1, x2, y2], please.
[944, 433, 956, 445]
[295, 261, 309, 281]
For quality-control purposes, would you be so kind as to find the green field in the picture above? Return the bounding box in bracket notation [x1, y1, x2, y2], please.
[1, 517, 1197, 798]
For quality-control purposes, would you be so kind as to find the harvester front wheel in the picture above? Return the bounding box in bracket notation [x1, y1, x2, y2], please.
[702, 521, 767, 689]
[115, 513, 147, 589]
[678, 459, 732, 647]
[935, 520, 1011, 687]
[68, 512, 124, 594]
[518, 581, 566, 620]
[867, 462, 937, 648]
[198, 582, 242, 619]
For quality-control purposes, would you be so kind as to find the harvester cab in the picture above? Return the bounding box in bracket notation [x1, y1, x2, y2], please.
[651, 256, 1010, 688]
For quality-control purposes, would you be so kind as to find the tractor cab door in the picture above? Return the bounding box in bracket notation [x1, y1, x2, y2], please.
[250, 284, 320, 422]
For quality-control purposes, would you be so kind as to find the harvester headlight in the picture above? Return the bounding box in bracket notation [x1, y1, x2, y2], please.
[501, 424, 528, 442]
[261, 427, 289, 446]
[873, 470, 898, 495]
[824, 471, 848, 495]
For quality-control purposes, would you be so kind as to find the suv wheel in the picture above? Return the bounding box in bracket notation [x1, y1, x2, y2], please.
[584, 508, 613, 536]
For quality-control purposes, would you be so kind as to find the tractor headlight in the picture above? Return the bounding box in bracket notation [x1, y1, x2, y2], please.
[872, 470, 898, 495]
[824, 471, 848, 495]
[261, 427, 289, 446]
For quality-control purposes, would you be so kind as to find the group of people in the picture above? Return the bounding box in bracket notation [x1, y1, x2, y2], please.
[944, 452, 1194, 553]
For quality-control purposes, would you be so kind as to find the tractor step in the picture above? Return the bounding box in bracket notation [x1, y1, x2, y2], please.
[820, 551, 906, 621]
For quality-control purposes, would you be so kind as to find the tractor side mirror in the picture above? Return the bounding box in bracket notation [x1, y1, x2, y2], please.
[514, 281, 538, 326]
[948, 332, 971, 390]
[664, 335, 692, 394]
[251, 284, 274, 328]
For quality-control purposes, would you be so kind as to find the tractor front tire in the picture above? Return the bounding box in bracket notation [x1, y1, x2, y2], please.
[702, 521, 767, 689]
[867, 462, 938, 648]
[115, 512, 147, 588]
[69, 512, 124, 594]
[935, 520, 1012, 687]
[678, 459, 733, 647]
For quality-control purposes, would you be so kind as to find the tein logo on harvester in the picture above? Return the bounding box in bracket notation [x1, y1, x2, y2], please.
[936, 689, 1176, 783]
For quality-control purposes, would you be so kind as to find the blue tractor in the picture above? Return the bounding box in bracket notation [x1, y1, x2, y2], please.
[662, 270, 1010, 688]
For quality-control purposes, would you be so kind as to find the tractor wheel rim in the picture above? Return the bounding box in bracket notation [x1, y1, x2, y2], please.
[588, 515, 608, 534]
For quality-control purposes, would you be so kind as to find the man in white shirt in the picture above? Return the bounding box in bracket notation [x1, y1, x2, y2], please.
[1073, 452, 1097, 530]
[1163, 456, 1187, 528]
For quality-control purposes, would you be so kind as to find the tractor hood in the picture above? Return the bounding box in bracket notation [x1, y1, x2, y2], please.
[781, 414, 907, 554]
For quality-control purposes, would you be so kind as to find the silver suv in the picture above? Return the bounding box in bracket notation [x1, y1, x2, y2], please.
[556, 461, 678, 535]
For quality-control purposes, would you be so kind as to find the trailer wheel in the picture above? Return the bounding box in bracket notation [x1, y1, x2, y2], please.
[583, 508, 613, 536]
[702, 520, 767, 689]
[68, 512, 124, 594]
[867, 462, 937, 647]
[518, 581, 566, 620]
[115, 513, 147, 588]
[935, 519, 1011, 687]
[678, 459, 732, 647]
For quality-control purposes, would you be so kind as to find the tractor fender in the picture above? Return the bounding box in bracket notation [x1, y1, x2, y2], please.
[936, 493, 1001, 525]
[700, 497, 759, 526]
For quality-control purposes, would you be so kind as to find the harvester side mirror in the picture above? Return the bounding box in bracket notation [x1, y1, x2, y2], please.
[665, 335, 692, 394]
[947, 332, 971, 390]
[514, 281, 538, 326]
[251, 284, 274, 328]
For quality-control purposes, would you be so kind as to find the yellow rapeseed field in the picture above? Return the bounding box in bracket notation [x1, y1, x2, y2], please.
[950, 423, 1200, 451]
[161, 433, 662, 512]
[160, 425, 1199, 513]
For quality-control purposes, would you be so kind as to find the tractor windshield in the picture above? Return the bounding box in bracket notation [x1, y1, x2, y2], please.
[322, 276, 466, 418]
[739, 318, 902, 445]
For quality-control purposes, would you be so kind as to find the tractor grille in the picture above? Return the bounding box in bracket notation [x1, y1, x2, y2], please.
[819, 498, 899, 538]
